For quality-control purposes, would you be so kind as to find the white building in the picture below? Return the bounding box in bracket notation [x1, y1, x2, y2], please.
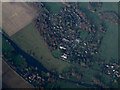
[60, 46, 66, 50]
[61, 54, 67, 59]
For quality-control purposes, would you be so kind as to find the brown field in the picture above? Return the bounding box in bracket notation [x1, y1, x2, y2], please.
[2, 2, 37, 36]
[2, 61, 34, 88]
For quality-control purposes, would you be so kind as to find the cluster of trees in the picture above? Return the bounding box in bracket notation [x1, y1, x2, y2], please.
[2, 37, 27, 71]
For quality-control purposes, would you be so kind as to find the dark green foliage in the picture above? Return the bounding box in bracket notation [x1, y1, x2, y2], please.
[13, 55, 27, 70]
[2, 35, 27, 70]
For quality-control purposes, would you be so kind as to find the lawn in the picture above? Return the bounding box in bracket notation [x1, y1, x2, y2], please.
[11, 23, 70, 73]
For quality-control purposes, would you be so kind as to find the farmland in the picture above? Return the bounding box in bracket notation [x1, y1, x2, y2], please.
[2, 2, 37, 36]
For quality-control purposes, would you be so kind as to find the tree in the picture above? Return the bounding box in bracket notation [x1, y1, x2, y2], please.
[13, 55, 27, 70]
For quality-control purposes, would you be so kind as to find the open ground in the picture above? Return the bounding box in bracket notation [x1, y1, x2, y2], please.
[2, 2, 37, 36]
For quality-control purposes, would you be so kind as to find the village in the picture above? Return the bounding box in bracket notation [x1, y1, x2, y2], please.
[34, 2, 105, 64]
[20, 65, 56, 88]
[104, 62, 120, 79]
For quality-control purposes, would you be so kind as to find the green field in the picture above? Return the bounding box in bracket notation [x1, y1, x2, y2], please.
[43, 2, 64, 14]
[98, 23, 118, 63]
[97, 2, 118, 63]
[11, 23, 70, 73]
[98, 2, 118, 14]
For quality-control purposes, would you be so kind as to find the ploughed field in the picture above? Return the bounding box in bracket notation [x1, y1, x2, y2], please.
[2, 2, 37, 36]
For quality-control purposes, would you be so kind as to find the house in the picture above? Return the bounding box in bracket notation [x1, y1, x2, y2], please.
[59, 46, 66, 50]
[75, 39, 80, 43]
[61, 54, 67, 59]
[62, 38, 69, 42]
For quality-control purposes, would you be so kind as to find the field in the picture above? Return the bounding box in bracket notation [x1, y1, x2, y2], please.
[96, 3, 118, 62]
[98, 2, 118, 13]
[98, 23, 118, 63]
[43, 2, 64, 14]
[2, 2, 37, 36]
[2, 61, 33, 88]
[11, 23, 70, 73]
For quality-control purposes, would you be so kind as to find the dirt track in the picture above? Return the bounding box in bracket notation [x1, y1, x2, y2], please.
[2, 2, 37, 36]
